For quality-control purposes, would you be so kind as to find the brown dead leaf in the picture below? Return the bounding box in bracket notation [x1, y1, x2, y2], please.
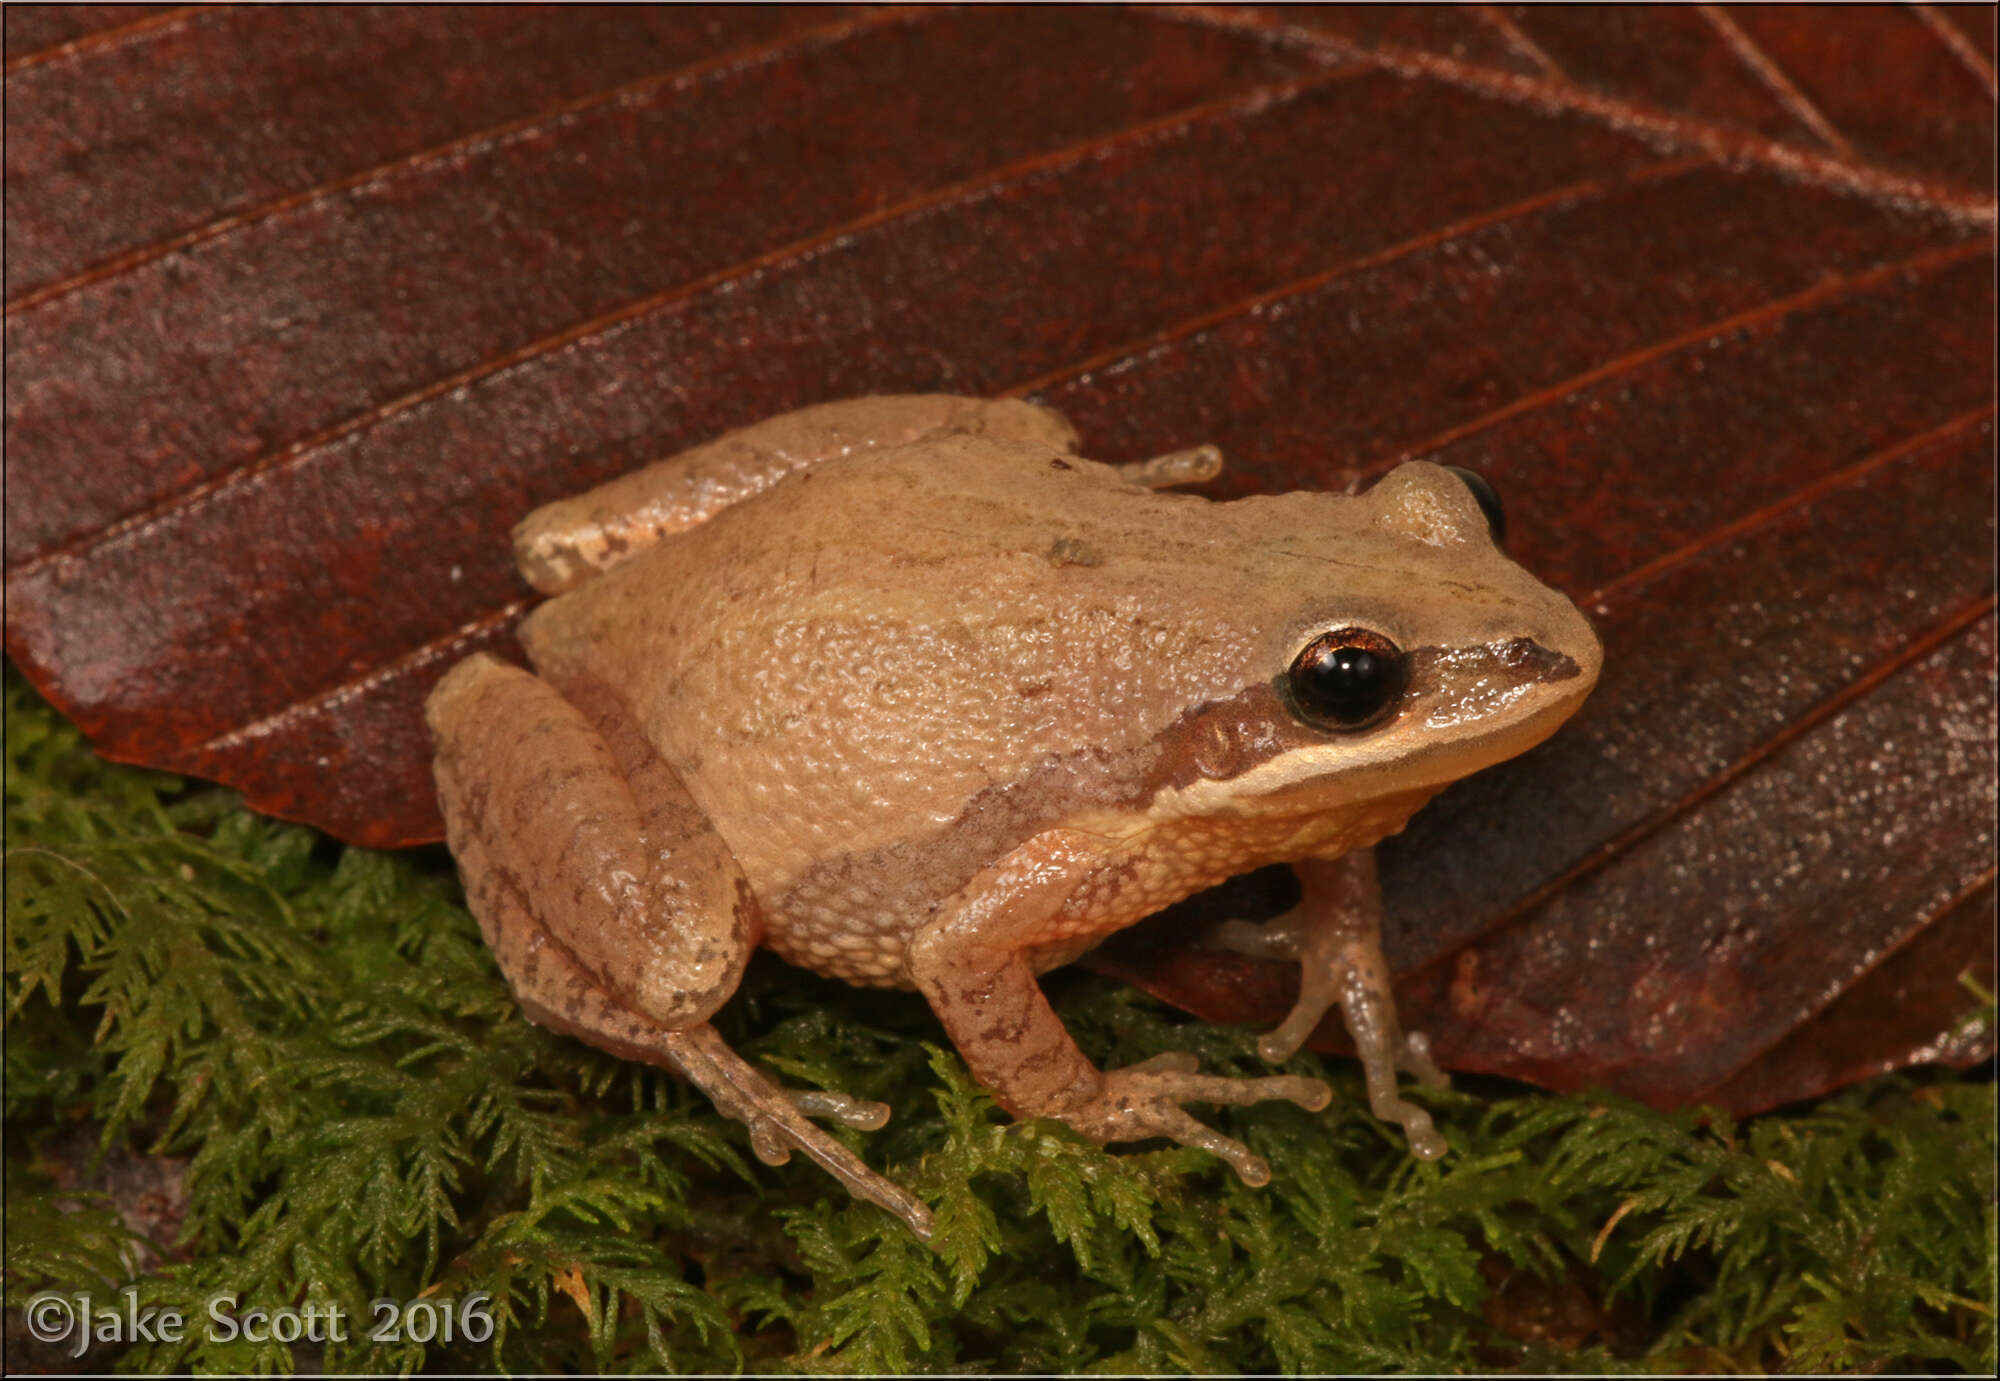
[551, 1264, 594, 1326]
[5, 4, 1993, 1113]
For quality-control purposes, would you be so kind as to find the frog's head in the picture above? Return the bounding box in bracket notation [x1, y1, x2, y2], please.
[1147, 461, 1602, 821]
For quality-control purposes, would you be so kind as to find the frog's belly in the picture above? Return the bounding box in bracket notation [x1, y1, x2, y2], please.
[755, 791, 1436, 989]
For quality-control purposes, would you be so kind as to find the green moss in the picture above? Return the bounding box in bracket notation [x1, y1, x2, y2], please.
[5, 669, 1993, 1372]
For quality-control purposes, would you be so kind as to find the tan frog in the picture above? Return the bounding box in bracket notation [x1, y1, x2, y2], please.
[426, 395, 1601, 1241]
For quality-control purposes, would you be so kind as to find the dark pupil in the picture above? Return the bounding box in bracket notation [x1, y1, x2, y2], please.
[1290, 631, 1405, 728]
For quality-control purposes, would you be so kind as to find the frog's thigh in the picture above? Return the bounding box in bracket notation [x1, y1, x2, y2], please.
[426, 653, 751, 1030]
[513, 393, 1081, 592]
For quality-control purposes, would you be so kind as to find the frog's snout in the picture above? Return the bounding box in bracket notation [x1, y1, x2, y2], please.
[1543, 592, 1606, 704]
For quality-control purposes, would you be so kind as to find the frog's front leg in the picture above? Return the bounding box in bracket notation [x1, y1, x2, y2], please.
[906, 832, 1333, 1186]
[427, 653, 932, 1239]
[1211, 850, 1449, 1159]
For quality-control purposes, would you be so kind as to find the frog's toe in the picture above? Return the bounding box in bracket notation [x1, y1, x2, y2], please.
[1400, 1030, 1450, 1090]
[1345, 1029, 1449, 1160]
[1115, 1051, 1332, 1113]
[1143, 1101, 1274, 1187]
[790, 1087, 893, 1131]
[662, 1026, 933, 1241]
[1255, 1000, 1329, 1064]
[1117, 442, 1225, 489]
[736, 1100, 933, 1240]
[1371, 1093, 1448, 1161]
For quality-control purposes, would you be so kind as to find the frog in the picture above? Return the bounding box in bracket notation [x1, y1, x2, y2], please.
[425, 394, 1602, 1242]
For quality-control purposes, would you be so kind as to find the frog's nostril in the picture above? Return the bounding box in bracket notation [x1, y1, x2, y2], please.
[1497, 637, 1579, 681]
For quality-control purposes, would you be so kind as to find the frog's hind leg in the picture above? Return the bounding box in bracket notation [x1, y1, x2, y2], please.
[1210, 850, 1449, 1160]
[427, 654, 933, 1239]
[513, 394, 1082, 593]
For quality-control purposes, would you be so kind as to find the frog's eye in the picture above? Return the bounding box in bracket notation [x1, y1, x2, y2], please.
[1287, 628, 1408, 730]
[1442, 465, 1506, 546]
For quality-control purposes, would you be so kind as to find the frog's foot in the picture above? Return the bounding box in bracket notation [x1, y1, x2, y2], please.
[661, 1024, 933, 1241]
[1246, 954, 1449, 1161]
[1057, 1052, 1331, 1187]
[1210, 860, 1451, 1161]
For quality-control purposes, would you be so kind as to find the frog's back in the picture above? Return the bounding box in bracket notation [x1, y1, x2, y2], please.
[516, 437, 1310, 979]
